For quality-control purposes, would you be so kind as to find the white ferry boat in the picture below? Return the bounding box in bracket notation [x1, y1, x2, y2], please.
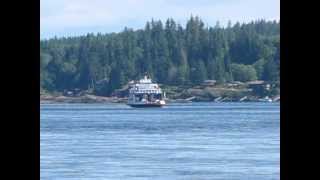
[127, 76, 166, 107]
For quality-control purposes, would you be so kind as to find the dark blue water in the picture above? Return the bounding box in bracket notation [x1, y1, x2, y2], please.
[40, 102, 279, 180]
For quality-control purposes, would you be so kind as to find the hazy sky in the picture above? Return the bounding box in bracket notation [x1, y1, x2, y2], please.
[40, 0, 280, 39]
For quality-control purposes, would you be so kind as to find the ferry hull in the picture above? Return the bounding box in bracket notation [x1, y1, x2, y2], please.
[127, 103, 164, 108]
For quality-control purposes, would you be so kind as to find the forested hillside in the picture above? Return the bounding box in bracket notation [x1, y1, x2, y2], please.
[40, 16, 280, 96]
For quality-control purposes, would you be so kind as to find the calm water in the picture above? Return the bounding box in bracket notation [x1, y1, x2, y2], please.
[40, 102, 280, 180]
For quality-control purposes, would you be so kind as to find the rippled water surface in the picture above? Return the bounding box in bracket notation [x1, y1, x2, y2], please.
[40, 102, 280, 180]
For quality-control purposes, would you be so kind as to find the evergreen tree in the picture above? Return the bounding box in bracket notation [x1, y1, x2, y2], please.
[231, 64, 258, 82]
[190, 60, 207, 84]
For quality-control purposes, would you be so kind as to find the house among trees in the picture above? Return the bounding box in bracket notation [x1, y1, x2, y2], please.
[201, 80, 217, 86]
[63, 88, 83, 97]
[246, 81, 271, 95]
[111, 83, 131, 98]
[227, 81, 244, 87]
[246, 80, 265, 86]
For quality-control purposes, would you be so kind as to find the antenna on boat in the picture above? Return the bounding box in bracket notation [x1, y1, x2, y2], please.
[143, 72, 150, 80]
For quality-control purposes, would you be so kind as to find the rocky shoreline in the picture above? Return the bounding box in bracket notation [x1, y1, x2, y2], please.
[40, 94, 127, 104]
[41, 81, 280, 104]
[40, 94, 279, 104]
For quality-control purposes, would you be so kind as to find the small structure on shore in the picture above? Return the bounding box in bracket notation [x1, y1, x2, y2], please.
[202, 80, 217, 87]
[273, 96, 280, 102]
[63, 88, 83, 97]
[246, 80, 272, 94]
[239, 96, 248, 102]
[258, 96, 273, 102]
[246, 80, 265, 85]
[227, 81, 245, 88]
[214, 97, 223, 102]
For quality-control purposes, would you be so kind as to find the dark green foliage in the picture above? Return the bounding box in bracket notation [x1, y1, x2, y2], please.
[40, 17, 280, 95]
[231, 63, 258, 82]
[253, 58, 266, 79]
[190, 60, 207, 84]
[263, 58, 279, 82]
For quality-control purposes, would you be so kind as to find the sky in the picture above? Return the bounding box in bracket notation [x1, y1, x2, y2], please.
[40, 0, 280, 39]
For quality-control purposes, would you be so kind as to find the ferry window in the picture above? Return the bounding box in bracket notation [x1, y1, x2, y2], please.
[155, 94, 162, 99]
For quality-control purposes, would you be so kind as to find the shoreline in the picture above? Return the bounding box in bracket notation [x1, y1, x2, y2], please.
[40, 94, 279, 104]
[41, 81, 280, 104]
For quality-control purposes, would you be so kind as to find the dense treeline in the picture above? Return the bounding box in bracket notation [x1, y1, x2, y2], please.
[40, 16, 280, 96]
